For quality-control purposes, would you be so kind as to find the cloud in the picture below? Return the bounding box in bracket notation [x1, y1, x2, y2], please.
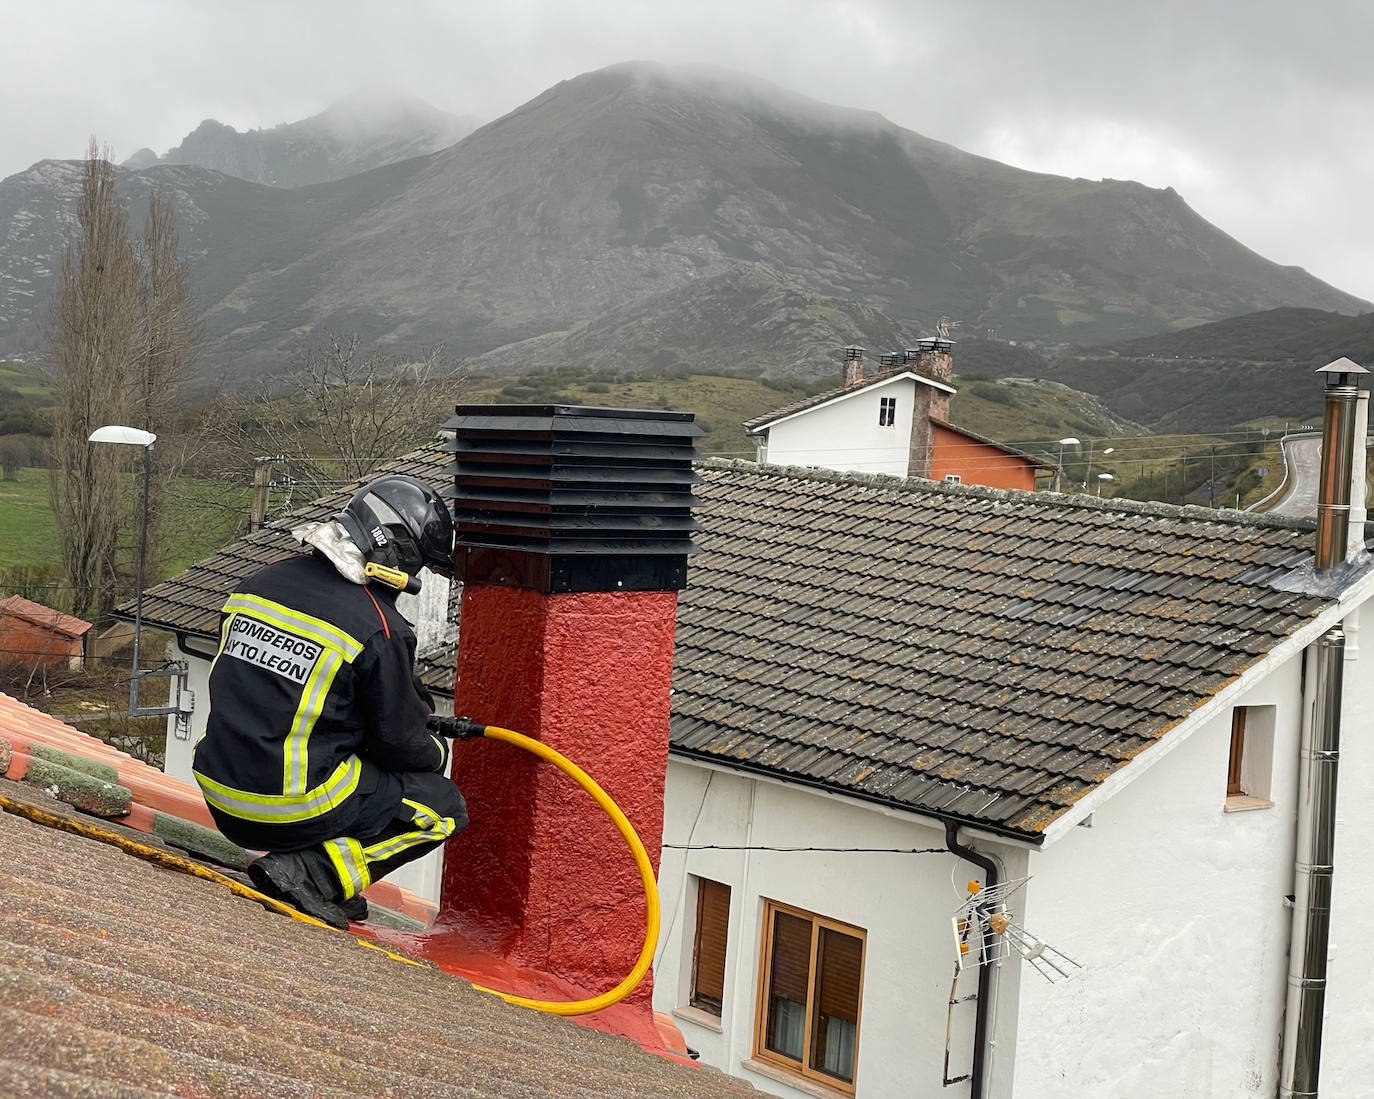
[2, 0, 1370, 302]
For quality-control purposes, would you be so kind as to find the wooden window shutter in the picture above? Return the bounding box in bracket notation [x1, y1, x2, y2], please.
[813, 926, 863, 1023]
[1227, 707, 1247, 797]
[691, 879, 731, 1013]
[768, 909, 813, 1005]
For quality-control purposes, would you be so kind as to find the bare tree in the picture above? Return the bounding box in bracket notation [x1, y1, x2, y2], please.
[208, 333, 467, 509]
[132, 189, 200, 578]
[46, 139, 139, 617]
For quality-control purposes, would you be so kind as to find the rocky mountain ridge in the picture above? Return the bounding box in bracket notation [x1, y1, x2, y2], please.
[121, 93, 479, 188]
[0, 62, 1364, 389]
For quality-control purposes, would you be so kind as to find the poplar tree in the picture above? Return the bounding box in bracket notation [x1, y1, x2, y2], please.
[46, 142, 200, 617]
[132, 189, 200, 577]
[47, 139, 139, 617]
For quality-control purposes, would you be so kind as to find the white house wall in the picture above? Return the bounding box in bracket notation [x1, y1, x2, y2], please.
[763, 380, 915, 476]
[1012, 661, 1307, 1098]
[656, 759, 1030, 1099]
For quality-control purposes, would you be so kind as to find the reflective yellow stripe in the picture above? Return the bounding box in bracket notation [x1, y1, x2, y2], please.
[324, 837, 369, 899]
[207, 611, 237, 676]
[193, 756, 362, 823]
[359, 798, 458, 864]
[223, 593, 364, 659]
[284, 649, 344, 794]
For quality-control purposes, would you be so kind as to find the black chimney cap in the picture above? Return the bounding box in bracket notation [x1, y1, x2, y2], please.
[442, 404, 703, 593]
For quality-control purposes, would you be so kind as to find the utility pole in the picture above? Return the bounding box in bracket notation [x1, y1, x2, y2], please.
[249, 456, 276, 532]
[1209, 446, 1216, 508]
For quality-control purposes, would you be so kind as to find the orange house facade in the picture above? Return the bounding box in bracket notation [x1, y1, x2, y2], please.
[931, 420, 1045, 491]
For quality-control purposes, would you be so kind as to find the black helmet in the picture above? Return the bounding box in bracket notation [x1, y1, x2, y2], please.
[336, 474, 455, 578]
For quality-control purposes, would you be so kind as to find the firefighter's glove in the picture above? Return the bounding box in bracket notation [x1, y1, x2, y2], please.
[426, 715, 487, 741]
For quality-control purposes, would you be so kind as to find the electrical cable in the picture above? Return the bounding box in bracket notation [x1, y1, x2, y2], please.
[654, 770, 714, 970]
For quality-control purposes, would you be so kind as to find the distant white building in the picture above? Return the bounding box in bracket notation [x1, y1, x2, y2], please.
[745, 342, 1055, 490]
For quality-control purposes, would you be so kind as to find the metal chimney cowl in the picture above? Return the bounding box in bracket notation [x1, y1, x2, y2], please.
[442, 404, 703, 593]
[1313, 358, 1368, 570]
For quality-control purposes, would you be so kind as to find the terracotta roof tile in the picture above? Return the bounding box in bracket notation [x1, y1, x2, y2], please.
[0, 792, 756, 1097]
[0, 595, 92, 638]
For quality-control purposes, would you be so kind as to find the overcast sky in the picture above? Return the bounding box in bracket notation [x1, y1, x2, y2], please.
[4, 0, 1372, 304]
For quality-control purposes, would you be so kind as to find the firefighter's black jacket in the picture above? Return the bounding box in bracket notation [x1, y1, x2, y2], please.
[193, 554, 445, 846]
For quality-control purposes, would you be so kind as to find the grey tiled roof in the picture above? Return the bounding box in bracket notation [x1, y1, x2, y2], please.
[136, 450, 1334, 840]
[670, 462, 1327, 837]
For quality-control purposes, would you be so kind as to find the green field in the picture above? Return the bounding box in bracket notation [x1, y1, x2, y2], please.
[0, 468, 249, 580]
[0, 359, 50, 400]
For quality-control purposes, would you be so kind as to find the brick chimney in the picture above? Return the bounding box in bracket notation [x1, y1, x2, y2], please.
[905, 339, 955, 479]
[439, 405, 701, 1034]
[842, 345, 866, 387]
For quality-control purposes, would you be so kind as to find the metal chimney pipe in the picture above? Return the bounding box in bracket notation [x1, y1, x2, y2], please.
[1279, 624, 1344, 1099]
[1313, 357, 1368, 570]
[1278, 358, 1365, 1097]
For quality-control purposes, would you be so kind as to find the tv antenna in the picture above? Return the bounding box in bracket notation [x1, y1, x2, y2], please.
[938, 315, 962, 339]
[951, 876, 1080, 982]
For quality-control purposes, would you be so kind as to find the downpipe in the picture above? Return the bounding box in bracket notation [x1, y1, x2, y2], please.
[1279, 626, 1345, 1098]
[946, 822, 998, 1099]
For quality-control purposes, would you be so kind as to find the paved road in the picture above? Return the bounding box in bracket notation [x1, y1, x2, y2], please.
[1269, 436, 1322, 518]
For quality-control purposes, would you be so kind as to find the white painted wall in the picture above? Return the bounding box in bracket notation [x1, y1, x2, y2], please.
[1013, 664, 1307, 1098]
[655, 760, 1029, 1099]
[762, 377, 917, 476]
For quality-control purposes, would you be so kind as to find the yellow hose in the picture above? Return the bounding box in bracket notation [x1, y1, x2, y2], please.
[471, 725, 661, 1017]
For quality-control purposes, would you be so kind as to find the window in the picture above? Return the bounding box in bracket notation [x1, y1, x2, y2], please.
[1225, 705, 1276, 811]
[878, 396, 897, 427]
[755, 900, 865, 1091]
[691, 878, 731, 1015]
[944, 474, 962, 484]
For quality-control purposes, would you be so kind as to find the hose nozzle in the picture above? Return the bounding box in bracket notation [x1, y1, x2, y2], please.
[426, 715, 487, 740]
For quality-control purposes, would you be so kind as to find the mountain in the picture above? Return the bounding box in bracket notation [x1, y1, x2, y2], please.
[0, 62, 1365, 388]
[121, 93, 480, 188]
[939, 308, 1374, 434]
[465, 265, 916, 379]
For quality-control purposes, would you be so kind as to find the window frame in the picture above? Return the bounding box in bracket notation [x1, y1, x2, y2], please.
[878, 396, 897, 428]
[1224, 704, 1276, 811]
[689, 877, 731, 1015]
[753, 898, 866, 1094]
[1226, 707, 1247, 797]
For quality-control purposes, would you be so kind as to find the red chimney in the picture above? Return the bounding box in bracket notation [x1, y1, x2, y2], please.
[905, 340, 955, 479]
[843, 345, 866, 387]
[438, 405, 701, 1042]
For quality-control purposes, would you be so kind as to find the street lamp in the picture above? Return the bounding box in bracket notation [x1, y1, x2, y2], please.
[1096, 472, 1114, 497]
[1084, 444, 1114, 488]
[1055, 437, 1080, 492]
[88, 425, 192, 726]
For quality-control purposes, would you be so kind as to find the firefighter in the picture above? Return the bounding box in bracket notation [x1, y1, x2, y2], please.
[193, 474, 467, 928]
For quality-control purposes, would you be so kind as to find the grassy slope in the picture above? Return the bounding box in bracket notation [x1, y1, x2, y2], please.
[0, 359, 49, 399]
[0, 468, 248, 576]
